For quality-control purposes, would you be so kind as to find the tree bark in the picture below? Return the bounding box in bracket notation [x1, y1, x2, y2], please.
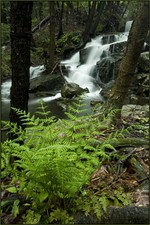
[10, 2, 33, 129]
[82, 1, 97, 44]
[49, 1, 56, 71]
[106, 2, 149, 111]
[57, 1, 64, 39]
[89, 1, 106, 36]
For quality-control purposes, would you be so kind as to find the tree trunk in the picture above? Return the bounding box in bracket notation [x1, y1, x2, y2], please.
[49, 1, 56, 71]
[88, 1, 91, 15]
[106, 2, 149, 111]
[10, 2, 33, 129]
[89, 1, 106, 36]
[57, 1, 64, 39]
[82, 1, 97, 44]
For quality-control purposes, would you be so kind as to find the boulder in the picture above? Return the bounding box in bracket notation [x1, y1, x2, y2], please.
[121, 104, 149, 119]
[99, 80, 115, 101]
[101, 34, 116, 45]
[29, 73, 64, 93]
[96, 56, 122, 83]
[109, 41, 126, 56]
[97, 56, 115, 83]
[61, 82, 89, 98]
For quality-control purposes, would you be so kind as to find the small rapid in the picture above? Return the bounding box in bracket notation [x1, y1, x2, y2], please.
[2, 21, 134, 122]
[60, 32, 129, 99]
[1, 65, 62, 121]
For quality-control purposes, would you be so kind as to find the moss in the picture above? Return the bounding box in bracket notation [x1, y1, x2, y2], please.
[56, 32, 80, 54]
[1, 23, 10, 45]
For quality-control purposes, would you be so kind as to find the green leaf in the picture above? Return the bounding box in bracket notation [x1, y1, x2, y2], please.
[6, 187, 17, 193]
[12, 199, 20, 218]
[39, 191, 49, 203]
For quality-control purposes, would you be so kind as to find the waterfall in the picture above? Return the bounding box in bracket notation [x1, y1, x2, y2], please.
[1, 65, 46, 102]
[124, 20, 133, 33]
[2, 21, 133, 122]
[60, 32, 129, 100]
[1, 80, 11, 102]
[30, 65, 46, 79]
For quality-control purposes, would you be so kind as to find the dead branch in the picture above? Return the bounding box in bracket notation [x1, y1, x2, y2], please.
[32, 15, 50, 33]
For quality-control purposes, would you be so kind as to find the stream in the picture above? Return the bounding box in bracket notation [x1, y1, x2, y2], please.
[1, 22, 134, 124]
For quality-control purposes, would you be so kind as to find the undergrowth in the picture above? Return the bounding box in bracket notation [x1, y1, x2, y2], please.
[1, 99, 138, 224]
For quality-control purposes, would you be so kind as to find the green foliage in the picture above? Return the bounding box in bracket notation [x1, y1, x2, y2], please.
[1, 23, 10, 45]
[75, 187, 131, 221]
[22, 210, 41, 224]
[2, 100, 132, 223]
[56, 32, 80, 54]
[49, 208, 74, 224]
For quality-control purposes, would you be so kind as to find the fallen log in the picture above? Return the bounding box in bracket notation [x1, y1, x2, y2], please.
[92, 137, 149, 149]
[32, 15, 50, 33]
[108, 137, 149, 148]
[74, 206, 149, 224]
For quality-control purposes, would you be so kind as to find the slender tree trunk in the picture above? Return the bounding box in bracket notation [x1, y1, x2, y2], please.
[49, 1, 56, 71]
[88, 1, 91, 15]
[57, 1, 64, 39]
[82, 1, 97, 43]
[106, 2, 149, 111]
[10, 2, 33, 129]
[89, 1, 106, 36]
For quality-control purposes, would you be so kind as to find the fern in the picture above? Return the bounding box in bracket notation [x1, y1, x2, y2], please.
[2, 100, 137, 223]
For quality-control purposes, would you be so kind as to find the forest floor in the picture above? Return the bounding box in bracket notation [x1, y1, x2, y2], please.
[1, 106, 149, 224]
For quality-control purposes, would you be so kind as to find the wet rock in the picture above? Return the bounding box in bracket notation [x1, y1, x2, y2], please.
[101, 34, 116, 44]
[121, 104, 149, 119]
[61, 82, 89, 98]
[96, 41, 126, 84]
[34, 91, 56, 97]
[97, 57, 115, 83]
[109, 41, 126, 56]
[96, 56, 122, 83]
[99, 80, 115, 101]
[29, 73, 64, 93]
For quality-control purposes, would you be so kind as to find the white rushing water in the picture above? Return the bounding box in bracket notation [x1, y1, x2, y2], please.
[1, 65, 62, 121]
[124, 20, 133, 33]
[61, 32, 129, 100]
[2, 65, 47, 102]
[2, 21, 133, 121]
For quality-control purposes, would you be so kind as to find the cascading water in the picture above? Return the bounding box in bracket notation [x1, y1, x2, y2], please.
[2, 21, 135, 122]
[2, 65, 46, 102]
[61, 32, 129, 101]
[1, 65, 62, 121]
[124, 20, 133, 33]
